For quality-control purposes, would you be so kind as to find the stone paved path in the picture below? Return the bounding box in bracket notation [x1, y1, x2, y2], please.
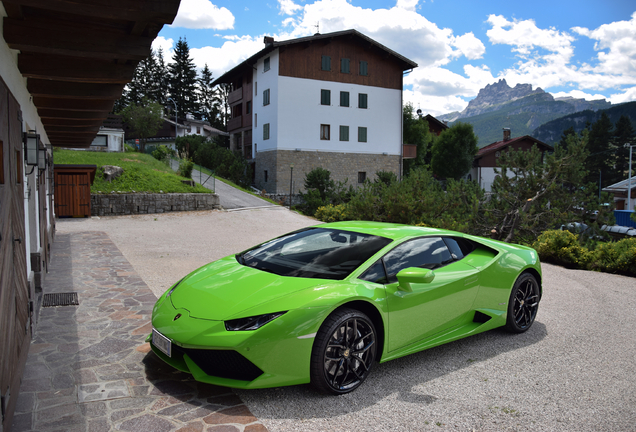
[12, 231, 268, 432]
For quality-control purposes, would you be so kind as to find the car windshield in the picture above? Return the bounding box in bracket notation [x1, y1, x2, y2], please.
[236, 228, 392, 280]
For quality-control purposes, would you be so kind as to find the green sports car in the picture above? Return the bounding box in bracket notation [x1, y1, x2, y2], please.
[149, 221, 542, 395]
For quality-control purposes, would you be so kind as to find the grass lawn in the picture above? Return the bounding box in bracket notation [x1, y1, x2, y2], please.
[54, 149, 211, 194]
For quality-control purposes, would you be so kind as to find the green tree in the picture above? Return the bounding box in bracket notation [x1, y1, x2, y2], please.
[431, 122, 478, 180]
[558, 126, 577, 150]
[613, 115, 635, 181]
[402, 103, 433, 175]
[481, 131, 613, 243]
[585, 112, 614, 186]
[198, 64, 221, 126]
[153, 48, 169, 107]
[168, 37, 199, 117]
[119, 99, 164, 153]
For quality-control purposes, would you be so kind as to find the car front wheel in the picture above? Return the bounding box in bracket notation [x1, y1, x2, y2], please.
[505, 273, 540, 333]
[310, 308, 377, 395]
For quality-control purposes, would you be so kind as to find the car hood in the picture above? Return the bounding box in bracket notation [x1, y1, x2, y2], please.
[169, 256, 327, 320]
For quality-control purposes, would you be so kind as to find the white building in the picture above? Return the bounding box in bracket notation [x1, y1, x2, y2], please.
[213, 30, 418, 193]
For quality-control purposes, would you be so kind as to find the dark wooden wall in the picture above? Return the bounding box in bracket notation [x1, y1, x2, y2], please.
[0, 76, 31, 432]
[278, 38, 405, 90]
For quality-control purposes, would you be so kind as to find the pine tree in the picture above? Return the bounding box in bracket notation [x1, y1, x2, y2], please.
[585, 112, 614, 187]
[198, 64, 221, 126]
[613, 115, 635, 181]
[153, 48, 169, 107]
[402, 103, 433, 176]
[168, 37, 199, 118]
[431, 122, 479, 180]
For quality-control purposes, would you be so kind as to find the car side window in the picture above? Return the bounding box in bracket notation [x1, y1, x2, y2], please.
[383, 237, 452, 283]
[359, 259, 388, 284]
[442, 237, 476, 261]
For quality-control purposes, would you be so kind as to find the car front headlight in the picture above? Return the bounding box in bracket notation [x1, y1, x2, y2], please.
[225, 312, 286, 331]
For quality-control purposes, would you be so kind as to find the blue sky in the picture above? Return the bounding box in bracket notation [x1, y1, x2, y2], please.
[154, 0, 636, 116]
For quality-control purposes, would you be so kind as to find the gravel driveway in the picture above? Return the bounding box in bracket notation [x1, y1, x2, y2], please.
[57, 209, 636, 431]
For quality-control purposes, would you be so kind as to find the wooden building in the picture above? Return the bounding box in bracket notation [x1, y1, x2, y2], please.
[213, 30, 418, 194]
[471, 128, 553, 192]
[0, 1, 180, 430]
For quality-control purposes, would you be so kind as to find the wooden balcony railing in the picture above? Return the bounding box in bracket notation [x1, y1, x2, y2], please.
[228, 87, 243, 105]
[227, 116, 242, 131]
[403, 144, 417, 159]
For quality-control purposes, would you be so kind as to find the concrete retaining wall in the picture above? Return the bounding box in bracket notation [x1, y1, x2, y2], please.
[91, 193, 221, 216]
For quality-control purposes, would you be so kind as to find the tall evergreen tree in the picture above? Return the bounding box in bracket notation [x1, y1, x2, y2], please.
[431, 122, 479, 180]
[153, 48, 169, 107]
[402, 103, 433, 176]
[585, 112, 614, 187]
[198, 64, 221, 127]
[613, 115, 636, 181]
[558, 126, 577, 151]
[168, 37, 199, 118]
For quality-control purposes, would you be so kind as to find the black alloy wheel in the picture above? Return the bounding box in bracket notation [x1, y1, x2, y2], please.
[505, 273, 540, 333]
[311, 308, 377, 395]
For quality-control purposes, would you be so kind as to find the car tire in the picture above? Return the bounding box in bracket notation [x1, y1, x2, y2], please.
[505, 273, 540, 333]
[310, 308, 377, 395]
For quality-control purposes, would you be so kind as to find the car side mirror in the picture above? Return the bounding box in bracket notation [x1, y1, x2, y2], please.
[396, 267, 435, 292]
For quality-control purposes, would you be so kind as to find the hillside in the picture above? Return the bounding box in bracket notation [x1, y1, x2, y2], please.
[532, 101, 636, 145]
[438, 79, 611, 147]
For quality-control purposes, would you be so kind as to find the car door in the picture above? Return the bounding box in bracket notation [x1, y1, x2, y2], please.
[382, 237, 480, 352]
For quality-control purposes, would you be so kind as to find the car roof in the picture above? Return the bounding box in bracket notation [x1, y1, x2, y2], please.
[316, 221, 460, 241]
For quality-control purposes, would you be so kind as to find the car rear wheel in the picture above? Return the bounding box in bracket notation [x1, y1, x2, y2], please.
[505, 273, 540, 333]
[310, 308, 376, 395]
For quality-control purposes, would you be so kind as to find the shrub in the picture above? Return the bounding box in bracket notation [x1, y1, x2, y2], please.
[179, 158, 194, 179]
[298, 168, 354, 216]
[532, 230, 590, 268]
[315, 204, 350, 222]
[151, 145, 175, 162]
[588, 238, 636, 275]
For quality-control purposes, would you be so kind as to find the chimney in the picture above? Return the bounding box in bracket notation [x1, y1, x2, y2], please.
[503, 128, 511, 141]
[264, 36, 274, 46]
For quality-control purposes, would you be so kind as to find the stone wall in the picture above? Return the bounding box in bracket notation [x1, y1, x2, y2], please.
[91, 193, 221, 216]
[254, 149, 401, 194]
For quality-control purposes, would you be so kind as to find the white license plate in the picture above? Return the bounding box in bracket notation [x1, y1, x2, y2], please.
[152, 328, 172, 357]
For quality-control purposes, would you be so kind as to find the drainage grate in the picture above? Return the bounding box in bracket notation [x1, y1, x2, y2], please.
[42, 292, 79, 307]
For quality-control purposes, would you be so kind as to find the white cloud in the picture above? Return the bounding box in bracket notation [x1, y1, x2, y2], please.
[172, 0, 235, 30]
[486, 15, 574, 59]
[151, 37, 174, 58]
[609, 86, 636, 105]
[395, 0, 420, 12]
[551, 90, 608, 101]
[278, 0, 302, 15]
[573, 12, 636, 76]
[190, 37, 264, 78]
[451, 32, 485, 60]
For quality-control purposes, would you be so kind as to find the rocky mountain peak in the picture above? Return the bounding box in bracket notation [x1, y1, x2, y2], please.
[461, 79, 549, 118]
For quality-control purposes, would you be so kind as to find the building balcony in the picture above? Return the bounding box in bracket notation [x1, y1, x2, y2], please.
[227, 116, 242, 131]
[403, 144, 417, 159]
[228, 87, 243, 105]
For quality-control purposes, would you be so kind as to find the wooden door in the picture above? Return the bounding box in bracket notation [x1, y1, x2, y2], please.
[0, 77, 31, 432]
[54, 172, 91, 217]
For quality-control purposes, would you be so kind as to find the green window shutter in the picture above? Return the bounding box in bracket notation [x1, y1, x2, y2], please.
[263, 89, 270, 106]
[321, 55, 331, 71]
[340, 91, 349, 107]
[358, 127, 367, 143]
[359, 61, 368, 76]
[263, 123, 270, 140]
[358, 93, 368, 109]
[340, 125, 349, 141]
[321, 89, 331, 105]
[341, 58, 350, 73]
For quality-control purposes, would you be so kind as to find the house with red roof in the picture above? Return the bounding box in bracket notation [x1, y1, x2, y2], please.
[470, 128, 553, 191]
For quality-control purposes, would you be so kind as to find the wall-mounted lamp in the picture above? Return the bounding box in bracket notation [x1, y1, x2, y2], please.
[24, 131, 40, 167]
[38, 146, 47, 171]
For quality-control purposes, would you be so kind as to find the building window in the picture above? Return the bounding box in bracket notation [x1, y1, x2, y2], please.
[341, 58, 350, 73]
[264, 170, 268, 182]
[321, 89, 331, 106]
[263, 88, 270, 106]
[264, 57, 270, 72]
[359, 93, 368, 109]
[339, 125, 349, 142]
[321, 55, 331, 71]
[246, 100, 251, 114]
[197, 127, 201, 134]
[359, 60, 368, 76]
[320, 124, 330, 140]
[255, 81, 257, 95]
[91, 135, 107, 146]
[255, 113, 257, 127]
[358, 172, 367, 183]
[358, 127, 367, 143]
[340, 91, 349, 107]
[263, 123, 270, 140]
